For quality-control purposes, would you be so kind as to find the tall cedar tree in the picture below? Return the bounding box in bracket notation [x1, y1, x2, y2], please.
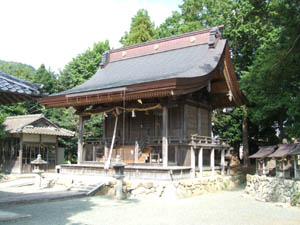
[120, 9, 156, 46]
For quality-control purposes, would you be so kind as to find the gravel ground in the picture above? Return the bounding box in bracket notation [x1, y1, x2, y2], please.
[1, 189, 300, 225]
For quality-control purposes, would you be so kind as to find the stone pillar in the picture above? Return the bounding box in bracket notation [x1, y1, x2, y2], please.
[191, 146, 195, 178]
[198, 147, 203, 177]
[221, 149, 225, 175]
[162, 106, 168, 168]
[210, 148, 215, 176]
[77, 115, 84, 164]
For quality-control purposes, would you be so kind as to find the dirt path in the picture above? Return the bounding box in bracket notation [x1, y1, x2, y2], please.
[1, 188, 300, 225]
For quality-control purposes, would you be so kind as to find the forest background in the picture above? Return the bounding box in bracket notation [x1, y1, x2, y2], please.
[0, 0, 299, 163]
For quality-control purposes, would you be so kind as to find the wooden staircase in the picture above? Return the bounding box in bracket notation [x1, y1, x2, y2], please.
[138, 146, 153, 163]
[99, 145, 153, 164]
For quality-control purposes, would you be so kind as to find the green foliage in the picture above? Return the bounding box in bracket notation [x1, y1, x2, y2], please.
[156, 11, 185, 38]
[240, 0, 300, 139]
[212, 107, 244, 145]
[59, 40, 110, 91]
[120, 9, 156, 46]
[0, 60, 35, 81]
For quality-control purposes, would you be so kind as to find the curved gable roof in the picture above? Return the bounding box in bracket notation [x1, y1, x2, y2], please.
[0, 71, 44, 105]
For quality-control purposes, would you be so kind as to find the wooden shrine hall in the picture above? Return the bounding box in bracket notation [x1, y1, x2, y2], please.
[39, 27, 245, 179]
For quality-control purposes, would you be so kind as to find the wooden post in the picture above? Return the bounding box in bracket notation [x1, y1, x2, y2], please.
[134, 140, 139, 163]
[104, 142, 109, 160]
[19, 135, 23, 174]
[294, 156, 297, 179]
[198, 147, 203, 177]
[183, 105, 188, 141]
[162, 106, 168, 168]
[221, 149, 225, 175]
[92, 145, 96, 161]
[105, 115, 118, 169]
[210, 148, 215, 176]
[208, 110, 212, 137]
[191, 146, 195, 178]
[197, 108, 202, 135]
[262, 159, 266, 175]
[77, 115, 84, 164]
[174, 145, 178, 165]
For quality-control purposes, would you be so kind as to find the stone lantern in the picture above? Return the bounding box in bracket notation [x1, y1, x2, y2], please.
[113, 155, 126, 200]
[31, 154, 48, 188]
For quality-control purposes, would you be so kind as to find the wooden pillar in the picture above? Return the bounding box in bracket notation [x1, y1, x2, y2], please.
[92, 145, 96, 161]
[104, 142, 109, 160]
[183, 105, 188, 141]
[19, 136, 23, 174]
[191, 146, 195, 178]
[77, 115, 84, 164]
[262, 159, 266, 175]
[197, 108, 202, 135]
[210, 148, 215, 176]
[162, 106, 168, 168]
[221, 149, 225, 175]
[174, 145, 178, 165]
[208, 110, 212, 137]
[134, 140, 139, 164]
[294, 156, 298, 179]
[198, 147, 203, 177]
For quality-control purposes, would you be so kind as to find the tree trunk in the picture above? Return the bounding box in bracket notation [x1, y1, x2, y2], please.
[242, 107, 250, 166]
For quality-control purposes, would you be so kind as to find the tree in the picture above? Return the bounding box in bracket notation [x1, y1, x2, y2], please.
[59, 40, 110, 91]
[240, 0, 300, 140]
[120, 9, 156, 46]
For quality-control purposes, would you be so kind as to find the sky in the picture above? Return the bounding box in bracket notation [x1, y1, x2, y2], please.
[0, 0, 181, 72]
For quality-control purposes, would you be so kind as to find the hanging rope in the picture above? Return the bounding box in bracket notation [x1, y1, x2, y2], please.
[101, 103, 162, 115]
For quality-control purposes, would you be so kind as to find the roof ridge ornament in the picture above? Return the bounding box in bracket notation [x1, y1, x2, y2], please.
[100, 51, 110, 68]
[209, 27, 222, 48]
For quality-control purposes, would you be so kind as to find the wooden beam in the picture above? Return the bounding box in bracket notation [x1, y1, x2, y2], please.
[162, 106, 168, 168]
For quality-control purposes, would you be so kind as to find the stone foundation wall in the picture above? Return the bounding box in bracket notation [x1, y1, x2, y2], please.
[97, 175, 245, 199]
[246, 174, 300, 205]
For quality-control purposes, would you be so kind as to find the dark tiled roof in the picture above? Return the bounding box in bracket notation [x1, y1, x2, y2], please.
[55, 35, 226, 96]
[268, 143, 299, 158]
[0, 71, 44, 105]
[3, 114, 74, 137]
[249, 145, 277, 158]
[289, 144, 300, 155]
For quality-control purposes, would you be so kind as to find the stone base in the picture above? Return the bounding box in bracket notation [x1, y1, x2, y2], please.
[245, 174, 300, 206]
[96, 175, 245, 199]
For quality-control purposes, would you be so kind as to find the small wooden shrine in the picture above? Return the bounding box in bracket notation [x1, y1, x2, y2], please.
[39, 27, 245, 179]
[1, 114, 74, 173]
[250, 143, 300, 179]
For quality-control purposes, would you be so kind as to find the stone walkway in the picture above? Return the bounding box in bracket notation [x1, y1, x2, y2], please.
[1, 189, 300, 225]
